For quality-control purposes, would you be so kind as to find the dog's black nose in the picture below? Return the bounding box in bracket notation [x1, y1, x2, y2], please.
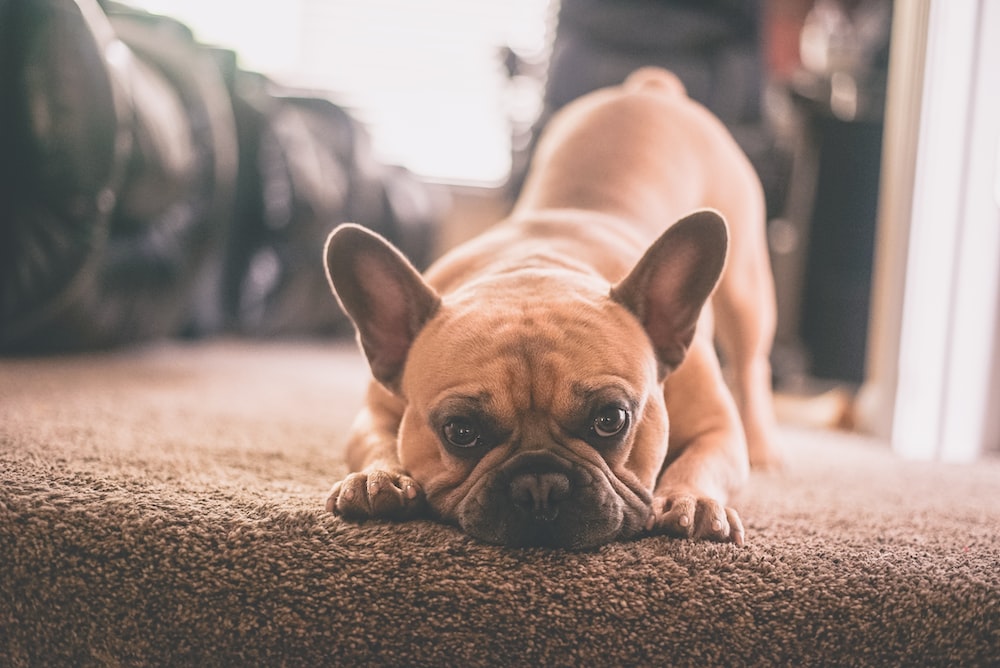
[509, 472, 571, 522]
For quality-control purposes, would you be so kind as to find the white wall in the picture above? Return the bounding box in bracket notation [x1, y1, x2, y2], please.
[861, 0, 1000, 461]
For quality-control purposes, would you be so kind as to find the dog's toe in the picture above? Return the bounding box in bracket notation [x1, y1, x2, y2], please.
[326, 470, 425, 520]
[327, 472, 373, 519]
[366, 470, 424, 518]
[650, 492, 746, 546]
[725, 507, 746, 547]
[651, 494, 697, 539]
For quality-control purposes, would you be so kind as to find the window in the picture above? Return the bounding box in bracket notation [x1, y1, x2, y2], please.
[127, 0, 552, 185]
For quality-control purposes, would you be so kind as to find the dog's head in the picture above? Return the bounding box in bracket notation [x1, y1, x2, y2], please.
[324, 210, 727, 548]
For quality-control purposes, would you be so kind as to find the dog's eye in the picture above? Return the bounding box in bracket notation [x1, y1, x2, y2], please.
[591, 406, 629, 438]
[442, 418, 481, 448]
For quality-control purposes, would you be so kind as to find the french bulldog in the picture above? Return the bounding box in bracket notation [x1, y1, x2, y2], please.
[323, 67, 779, 549]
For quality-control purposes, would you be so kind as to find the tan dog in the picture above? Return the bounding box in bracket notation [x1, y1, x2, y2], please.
[323, 68, 778, 548]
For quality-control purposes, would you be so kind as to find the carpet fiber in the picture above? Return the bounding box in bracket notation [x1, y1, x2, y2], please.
[1, 340, 998, 666]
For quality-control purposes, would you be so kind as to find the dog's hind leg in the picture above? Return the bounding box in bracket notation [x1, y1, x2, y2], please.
[711, 182, 782, 469]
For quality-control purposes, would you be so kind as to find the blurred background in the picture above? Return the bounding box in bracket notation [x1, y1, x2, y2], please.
[1, 0, 997, 461]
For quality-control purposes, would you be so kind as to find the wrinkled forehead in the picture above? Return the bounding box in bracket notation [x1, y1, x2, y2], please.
[405, 287, 656, 415]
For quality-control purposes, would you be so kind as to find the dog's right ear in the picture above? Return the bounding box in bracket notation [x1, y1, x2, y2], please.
[325, 224, 441, 393]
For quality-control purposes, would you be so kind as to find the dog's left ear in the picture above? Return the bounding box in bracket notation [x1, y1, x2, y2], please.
[611, 209, 728, 374]
[325, 224, 441, 393]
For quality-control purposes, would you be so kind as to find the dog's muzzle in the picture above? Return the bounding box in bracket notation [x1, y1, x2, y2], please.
[509, 469, 570, 523]
[456, 451, 643, 549]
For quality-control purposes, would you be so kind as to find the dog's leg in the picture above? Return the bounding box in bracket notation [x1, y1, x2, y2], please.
[648, 339, 750, 545]
[713, 263, 781, 469]
[710, 173, 782, 469]
[325, 380, 426, 519]
[323, 224, 438, 520]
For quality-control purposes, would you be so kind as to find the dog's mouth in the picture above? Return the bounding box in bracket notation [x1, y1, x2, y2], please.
[454, 451, 649, 549]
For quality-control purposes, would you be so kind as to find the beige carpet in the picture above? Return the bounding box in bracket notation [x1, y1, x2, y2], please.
[1, 340, 998, 666]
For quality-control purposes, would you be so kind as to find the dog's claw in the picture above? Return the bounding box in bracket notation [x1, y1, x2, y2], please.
[648, 492, 745, 546]
[327, 470, 426, 520]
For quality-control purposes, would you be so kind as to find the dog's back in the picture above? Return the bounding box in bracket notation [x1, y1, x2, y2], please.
[511, 68, 752, 244]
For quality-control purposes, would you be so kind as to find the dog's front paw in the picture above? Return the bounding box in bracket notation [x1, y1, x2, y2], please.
[325, 469, 426, 520]
[646, 491, 745, 547]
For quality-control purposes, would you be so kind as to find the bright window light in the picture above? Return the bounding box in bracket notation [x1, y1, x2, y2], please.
[125, 0, 552, 185]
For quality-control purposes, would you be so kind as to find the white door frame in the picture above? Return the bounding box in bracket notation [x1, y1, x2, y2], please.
[859, 0, 1000, 461]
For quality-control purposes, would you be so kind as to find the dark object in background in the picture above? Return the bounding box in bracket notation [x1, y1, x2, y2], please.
[783, 0, 892, 384]
[218, 65, 439, 338]
[0, 0, 236, 351]
[546, 0, 763, 125]
[794, 99, 883, 384]
[0, 0, 439, 353]
[509, 0, 787, 221]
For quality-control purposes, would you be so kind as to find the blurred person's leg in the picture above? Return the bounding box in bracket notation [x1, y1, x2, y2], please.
[511, 0, 781, 215]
